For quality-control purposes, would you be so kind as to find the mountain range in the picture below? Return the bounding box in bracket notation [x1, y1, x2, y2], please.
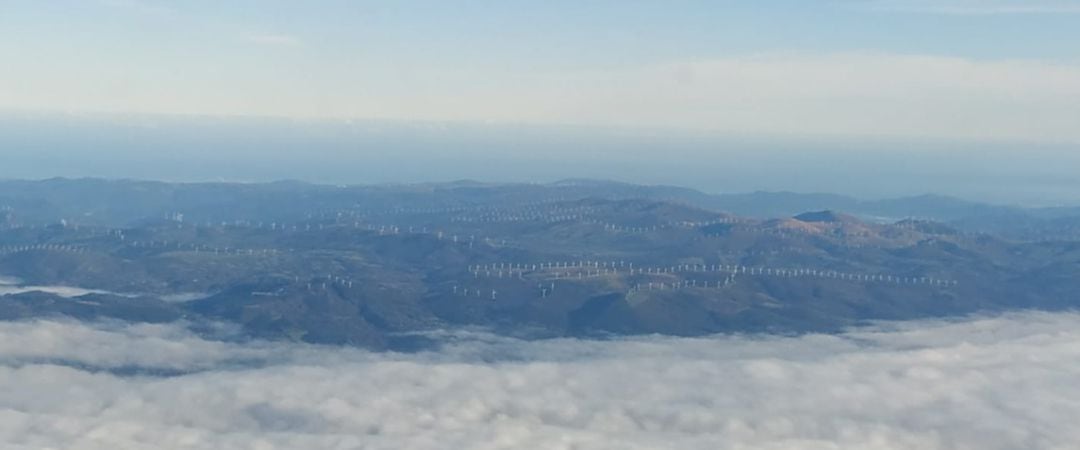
[1, 178, 1078, 349]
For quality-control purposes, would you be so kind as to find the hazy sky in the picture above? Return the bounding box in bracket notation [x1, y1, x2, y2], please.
[3, 0, 1080, 142]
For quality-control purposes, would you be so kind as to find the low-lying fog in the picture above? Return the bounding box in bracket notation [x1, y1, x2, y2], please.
[0, 276, 208, 302]
[0, 285, 114, 298]
[1, 311, 1077, 449]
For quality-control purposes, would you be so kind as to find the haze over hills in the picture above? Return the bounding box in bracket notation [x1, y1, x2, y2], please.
[6, 112, 1080, 207]
[1, 178, 1078, 349]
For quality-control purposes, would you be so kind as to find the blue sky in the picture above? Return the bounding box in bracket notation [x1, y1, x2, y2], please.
[2, 0, 1080, 142]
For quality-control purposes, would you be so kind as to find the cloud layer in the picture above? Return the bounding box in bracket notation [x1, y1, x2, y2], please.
[491, 53, 1080, 142]
[6, 50, 1080, 143]
[2, 313, 1079, 449]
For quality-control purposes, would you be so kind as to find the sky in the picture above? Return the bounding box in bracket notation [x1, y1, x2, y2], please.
[2, 0, 1079, 142]
[1, 1, 1079, 203]
[1, 311, 1079, 449]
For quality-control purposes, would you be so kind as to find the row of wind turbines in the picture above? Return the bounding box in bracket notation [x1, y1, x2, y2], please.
[466, 260, 959, 287]
[0, 244, 89, 256]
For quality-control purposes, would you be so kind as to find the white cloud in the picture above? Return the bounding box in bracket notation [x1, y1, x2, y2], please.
[242, 34, 302, 48]
[1, 312, 1080, 449]
[856, 0, 1080, 14]
[486, 53, 1080, 143]
[3, 49, 1079, 143]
